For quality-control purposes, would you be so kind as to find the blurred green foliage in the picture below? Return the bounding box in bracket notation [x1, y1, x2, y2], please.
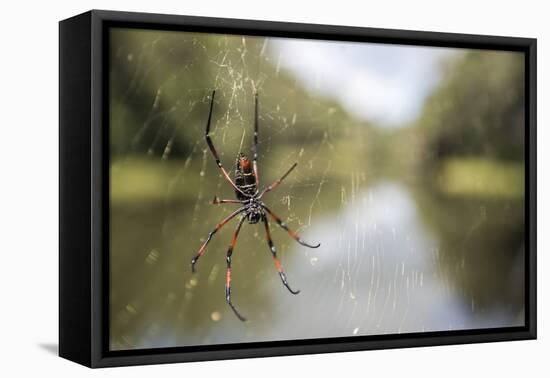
[110, 29, 365, 160]
[377, 50, 525, 199]
[418, 50, 525, 163]
[436, 157, 524, 198]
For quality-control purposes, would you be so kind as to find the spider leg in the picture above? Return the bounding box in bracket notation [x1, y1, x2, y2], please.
[204, 90, 249, 198]
[212, 196, 244, 205]
[261, 205, 320, 249]
[225, 216, 247, 321]
[262, 215, 300, 294]
[258, 162, 298, 199]
[252, 92, 260, 185]
[191, 207, 245, 273]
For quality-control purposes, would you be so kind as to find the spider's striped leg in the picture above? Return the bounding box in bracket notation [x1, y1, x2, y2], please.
[225, 216, 247, 322]
[204, 90, 249, 198]
[252, 92, 260, 185]
[258, 162, 297, 198]
[262, 215, 300, 295]
[261, 205, 320, 249]
[191, 207, 244, 273]
[212, 196, 244, 205]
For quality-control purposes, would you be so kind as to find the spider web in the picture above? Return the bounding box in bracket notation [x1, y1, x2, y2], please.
[108, 28, 525, 350]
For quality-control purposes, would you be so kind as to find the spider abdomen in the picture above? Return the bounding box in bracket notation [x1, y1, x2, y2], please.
[234, 153, 257, 200]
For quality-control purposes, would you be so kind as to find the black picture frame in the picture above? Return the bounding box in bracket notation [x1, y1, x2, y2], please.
[59, 9, 537, 368]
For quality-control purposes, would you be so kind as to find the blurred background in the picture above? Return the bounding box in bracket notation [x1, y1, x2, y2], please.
[109, 28, 525, 350]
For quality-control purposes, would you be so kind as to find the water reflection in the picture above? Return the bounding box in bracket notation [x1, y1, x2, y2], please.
[112, 180, 522, 349]
[256, 181, 522, 342]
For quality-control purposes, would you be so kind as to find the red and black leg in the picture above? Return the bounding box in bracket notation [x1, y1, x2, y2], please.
[212, 196, 244, 205]
[191, 207, 244, 272]
[258, 162, 298, 198]
[225, 216, 247, 321]
[262, 215, 300, 294]
[262, 205, 320, 248]
[204, 90, 249, 198]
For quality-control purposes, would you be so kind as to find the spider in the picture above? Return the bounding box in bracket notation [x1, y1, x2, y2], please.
[190, 90, 320, 321]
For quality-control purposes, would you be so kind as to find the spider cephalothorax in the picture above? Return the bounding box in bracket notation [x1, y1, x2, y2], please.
[243, 199, 262, 224]
[190, 90, 320, 321]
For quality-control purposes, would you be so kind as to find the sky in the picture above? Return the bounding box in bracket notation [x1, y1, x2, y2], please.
[271, 38, 459, 128]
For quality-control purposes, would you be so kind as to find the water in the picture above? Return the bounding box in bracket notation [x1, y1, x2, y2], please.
[110, 179, 524, 350]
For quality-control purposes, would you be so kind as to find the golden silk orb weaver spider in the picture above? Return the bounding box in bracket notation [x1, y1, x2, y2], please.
[190, 90, 321, 321]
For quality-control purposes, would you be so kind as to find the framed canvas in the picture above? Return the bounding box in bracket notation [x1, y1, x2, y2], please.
[59, 9, 537, 368]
